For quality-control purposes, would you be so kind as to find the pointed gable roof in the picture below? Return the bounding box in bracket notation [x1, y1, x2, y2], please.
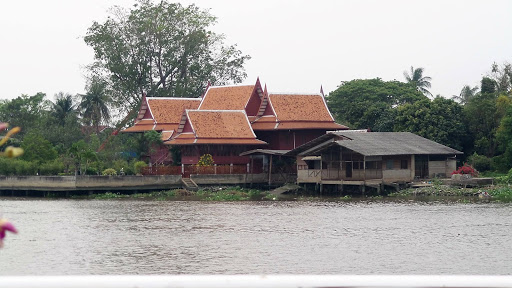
[198, 79, 264, 115]
[148, 97, 200, 129]
[269, 93, 334, 122]
[122, 97, 200, 133]
[165, 110, 267, 145]
[251, 93, 348, 130]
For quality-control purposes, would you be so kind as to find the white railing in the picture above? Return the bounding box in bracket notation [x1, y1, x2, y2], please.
[2, 275, 512, 288]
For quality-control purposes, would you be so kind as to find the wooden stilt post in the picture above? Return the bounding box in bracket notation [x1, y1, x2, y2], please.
[250, 156, 254, 188]
[268, 155, 273, 187]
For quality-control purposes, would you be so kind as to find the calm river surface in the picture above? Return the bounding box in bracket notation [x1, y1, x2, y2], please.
[0, 198, 511, 275]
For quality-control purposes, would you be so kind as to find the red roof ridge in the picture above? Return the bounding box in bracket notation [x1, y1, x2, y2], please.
[269, 92, 324, 96]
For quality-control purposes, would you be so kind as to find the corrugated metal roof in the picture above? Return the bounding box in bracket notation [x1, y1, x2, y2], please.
[333, 132, 463, 156]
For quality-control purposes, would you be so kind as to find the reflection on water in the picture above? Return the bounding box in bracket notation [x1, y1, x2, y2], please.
[0, 198, 511, 275]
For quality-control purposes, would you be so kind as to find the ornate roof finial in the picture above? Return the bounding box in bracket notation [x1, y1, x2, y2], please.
[320, 85, 324, 97]
[264, 83, 268, 96]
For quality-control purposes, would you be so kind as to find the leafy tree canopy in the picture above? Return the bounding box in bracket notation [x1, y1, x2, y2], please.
[394, 97, 467, 151]
[21, 132, 58, 164]
[327, 78, 426, 131]
[0, 93, 50, 136]
[84, 0, 251, 110]
[481, 77, 497, 95]
[463, 91, 500, 157]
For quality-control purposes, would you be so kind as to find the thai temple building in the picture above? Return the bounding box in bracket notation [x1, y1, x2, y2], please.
[122, 78, 348, 172]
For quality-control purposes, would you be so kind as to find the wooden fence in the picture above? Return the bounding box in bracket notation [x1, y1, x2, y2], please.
[141, 164, 249, 176]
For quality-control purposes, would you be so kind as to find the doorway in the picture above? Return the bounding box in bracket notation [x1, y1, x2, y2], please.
[346, 162, 353, 178]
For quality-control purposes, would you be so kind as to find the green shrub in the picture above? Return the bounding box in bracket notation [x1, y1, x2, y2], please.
[197, 154, 214, 166]
[14, 160, 37, 175]
[0, 157, 15, 175]
[39, 159, 65, 175]
[133, 161, 147, 174]
[102, 168, 117, 176]
[491, 155, 509, 172]
[467, 153, 491, 172]
[85, 167, 98, 175]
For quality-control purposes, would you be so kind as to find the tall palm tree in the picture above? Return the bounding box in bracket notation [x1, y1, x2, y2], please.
[52, 92, 76, 126]
[451, 85, 479, 105]
[404, 66, 433, 98]
[78, 78, 112, 135]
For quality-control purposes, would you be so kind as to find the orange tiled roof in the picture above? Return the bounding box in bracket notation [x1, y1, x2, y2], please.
[198, 85, 255, 110]
[135, 119, 155, 125]
[160, 131, 174, 141]
[164, 110, 267, 146]
[148, 98, 200, 124]
[122, 124, 154, 133]
[195, 139, 267, 144]
[165, 138, 266, 145]
[253, 115, 277, 123]
[188, 110, 256, 139]
[277, 122, 348, 130]
[269, 93, 335, 122]
[173, 132, 196, 139]
[251, 122, 279, 130]
[154, 123, 179, 131]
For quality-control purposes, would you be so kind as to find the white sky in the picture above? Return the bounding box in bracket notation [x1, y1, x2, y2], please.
[1, 0, 511, 102]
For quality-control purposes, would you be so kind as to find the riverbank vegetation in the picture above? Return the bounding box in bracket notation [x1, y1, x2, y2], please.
[84, 187, 272, 201]
[78, 184, 512, 203]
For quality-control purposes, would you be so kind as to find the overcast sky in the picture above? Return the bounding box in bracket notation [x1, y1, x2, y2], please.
[1, 0, 511, 102]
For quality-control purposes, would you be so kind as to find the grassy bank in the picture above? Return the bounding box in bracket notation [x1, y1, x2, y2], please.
[79, 183, 512, 202]
[85, 187, 273, 201]
[390, 184, 512, 202]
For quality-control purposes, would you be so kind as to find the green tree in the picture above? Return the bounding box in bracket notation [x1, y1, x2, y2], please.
[480, 77, 496, 95]
[464, 92, 499, 157]
[68, 140, 97, 175]
[0, 93, 50, 136]
[20, 132, 58, 164]
[490, 62, 512, 95]
[84, 0, 251, 110]
[403, 66, 433, 98]
[78, 77, 112, 135]
[52, 92, 77, 126]
[327, 78, 426, 131]
[451, 85, 479, 105]
[394, 97, 467, 151]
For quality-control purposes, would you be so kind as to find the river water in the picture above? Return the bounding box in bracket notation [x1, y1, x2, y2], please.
[0, 198, 511, 275]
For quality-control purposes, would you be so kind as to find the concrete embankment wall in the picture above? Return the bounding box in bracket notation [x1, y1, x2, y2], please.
[0, 174, 295, 194]
[0, 175, 182, 192]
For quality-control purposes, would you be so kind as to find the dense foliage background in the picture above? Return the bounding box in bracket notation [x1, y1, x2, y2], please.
[327, 62, 512, 173]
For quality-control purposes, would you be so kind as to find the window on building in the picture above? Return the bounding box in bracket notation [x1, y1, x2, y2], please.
[401, 159, 408, 169]
[386, 160, 394, 170]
